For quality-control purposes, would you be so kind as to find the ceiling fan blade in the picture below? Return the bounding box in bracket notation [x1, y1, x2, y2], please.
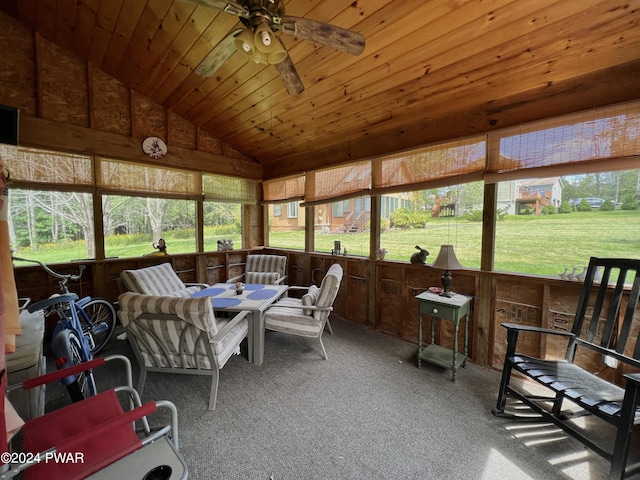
[280, 16, 365, 56]
[178, 0, 249, 18]
[195, 29, 242, 77]
[275, 56, 305, 95]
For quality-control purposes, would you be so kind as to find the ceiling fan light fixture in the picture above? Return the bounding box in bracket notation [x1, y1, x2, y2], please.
[234, 29, 257, 57]
[267, 37, 288, 65]
[254, 25, 275, 53]
[260, 30, 271, 46]
[252, 50, 270, 65]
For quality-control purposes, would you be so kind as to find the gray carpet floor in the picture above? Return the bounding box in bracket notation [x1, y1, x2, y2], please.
[44, 317, 639, 480]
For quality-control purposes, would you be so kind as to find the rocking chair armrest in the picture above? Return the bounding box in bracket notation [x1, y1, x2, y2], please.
[577, 344, 640, 370]
[210, 310, 251, 343]
[275, 275, 288, 285]
[501, 322, 576, 338]
[184, 282, 209, 290]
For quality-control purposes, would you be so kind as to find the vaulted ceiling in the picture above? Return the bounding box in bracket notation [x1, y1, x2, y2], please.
[1, 0, 639, 179]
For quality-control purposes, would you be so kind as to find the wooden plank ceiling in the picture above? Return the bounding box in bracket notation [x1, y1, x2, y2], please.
[1, 0, 639, 179]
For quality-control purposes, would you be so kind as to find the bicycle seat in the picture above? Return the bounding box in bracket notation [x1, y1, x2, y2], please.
[28, 293, 79, 313]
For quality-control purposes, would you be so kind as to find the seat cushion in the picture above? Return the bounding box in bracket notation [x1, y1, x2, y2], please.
[264, 304, 322, 338]
[215, 317, 250, 368]
[6, 310, 45, 374]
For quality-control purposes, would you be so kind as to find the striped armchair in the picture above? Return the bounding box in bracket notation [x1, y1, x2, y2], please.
[117, 292, 250, 410]
[263, 263, 343, 359]
[227, 254, 287, 285]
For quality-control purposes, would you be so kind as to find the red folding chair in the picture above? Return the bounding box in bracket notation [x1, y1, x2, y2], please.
[2, 355, 188, 480]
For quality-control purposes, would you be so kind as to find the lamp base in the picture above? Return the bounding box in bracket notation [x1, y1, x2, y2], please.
[439, 270, 455, 297]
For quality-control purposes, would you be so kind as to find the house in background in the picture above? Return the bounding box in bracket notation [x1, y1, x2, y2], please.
[271, 175, 565, 233]
[269, 197, 374, 234]
[497, 177, 563, 215]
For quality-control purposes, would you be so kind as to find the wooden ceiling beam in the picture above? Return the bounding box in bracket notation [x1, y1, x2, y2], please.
[18, 114, 263, 179]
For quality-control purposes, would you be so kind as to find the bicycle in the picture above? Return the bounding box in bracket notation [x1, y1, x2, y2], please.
[13, 257, 117, 401]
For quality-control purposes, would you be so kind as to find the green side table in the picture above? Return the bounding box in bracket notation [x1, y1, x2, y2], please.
[416, 291, 473, 382]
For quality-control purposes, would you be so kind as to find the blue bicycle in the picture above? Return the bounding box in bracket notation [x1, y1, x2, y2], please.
[14, 257, 117, 401]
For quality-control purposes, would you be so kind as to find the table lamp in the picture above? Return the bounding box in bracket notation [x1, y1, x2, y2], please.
[431, 245, 463, 297]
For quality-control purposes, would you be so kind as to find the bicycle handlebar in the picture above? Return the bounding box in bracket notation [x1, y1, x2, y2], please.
[12, 256, 86, 282]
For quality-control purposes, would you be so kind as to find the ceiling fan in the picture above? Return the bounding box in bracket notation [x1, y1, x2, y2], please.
[184, 0, 366, 95]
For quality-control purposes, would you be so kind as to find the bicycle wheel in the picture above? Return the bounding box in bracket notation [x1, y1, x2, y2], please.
[79, 298, 117, 355]
[64, 330, 97, 402]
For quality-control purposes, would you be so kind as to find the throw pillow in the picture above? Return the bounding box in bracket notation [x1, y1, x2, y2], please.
[301, 285, 320, 315]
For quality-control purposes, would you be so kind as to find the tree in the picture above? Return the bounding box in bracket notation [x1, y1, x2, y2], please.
[541, 205, 557, 215]
[621, 196, 639, 210]
[390, 208, 428, 229]
[600, 199, 615, 211]
[30, 191, 95, 256]
[147, 197, 168, 242]
[9, 189, 91, 254]
[558, 200, 572, 213]
[577, 199, 592, 212]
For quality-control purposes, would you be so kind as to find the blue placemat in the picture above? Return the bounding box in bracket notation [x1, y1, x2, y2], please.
[247, 289, 278, 300]
[228, 284, 265, 291]
[212, 298, 242, 308]
[192, 287, 226, 298]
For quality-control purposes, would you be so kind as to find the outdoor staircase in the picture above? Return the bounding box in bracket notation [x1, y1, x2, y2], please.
[340, 211, 370, 234]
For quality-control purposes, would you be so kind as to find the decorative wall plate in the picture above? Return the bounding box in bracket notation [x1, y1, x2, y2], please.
[142, 136, 168, 159]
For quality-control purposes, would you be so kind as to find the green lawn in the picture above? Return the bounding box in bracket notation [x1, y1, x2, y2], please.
[13, 210, 640, 278]
[271, 210, 640, 276]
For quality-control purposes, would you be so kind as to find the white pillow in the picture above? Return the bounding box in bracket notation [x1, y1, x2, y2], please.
[301, 285, 320, 315]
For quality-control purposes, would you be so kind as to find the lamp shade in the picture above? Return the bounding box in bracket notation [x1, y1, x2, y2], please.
[431, 245, 462, 297]
[431, 245, 462, 271]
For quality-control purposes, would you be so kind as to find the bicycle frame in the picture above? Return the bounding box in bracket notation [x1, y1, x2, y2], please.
[55, 303, 94, 379]
[14, 257, 106, 396]
[74, 297, 110, 338]
[13, 257, 116, 401]
[29, 293, 94, 387]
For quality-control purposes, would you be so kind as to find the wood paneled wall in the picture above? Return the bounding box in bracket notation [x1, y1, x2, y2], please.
[0, 10, 262, 180]
[14, 250, 638, 389]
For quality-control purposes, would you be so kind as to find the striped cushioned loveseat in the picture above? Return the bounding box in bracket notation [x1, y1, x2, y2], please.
[117, 291, 250, 410]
